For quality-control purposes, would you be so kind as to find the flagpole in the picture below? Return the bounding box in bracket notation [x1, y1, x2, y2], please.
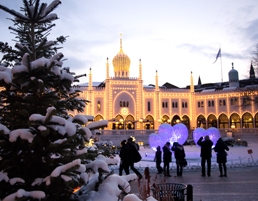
[220, 45, 223, 82]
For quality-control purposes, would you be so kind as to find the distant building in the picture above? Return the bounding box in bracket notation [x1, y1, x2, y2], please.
[73, 36, 258, 131]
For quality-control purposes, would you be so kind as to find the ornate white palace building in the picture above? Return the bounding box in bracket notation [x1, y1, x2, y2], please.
[73, 36, 258, 141]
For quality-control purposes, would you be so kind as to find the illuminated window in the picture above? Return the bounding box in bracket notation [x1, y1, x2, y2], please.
[219, 100, 222, 106]
[97, 101, 101, 111]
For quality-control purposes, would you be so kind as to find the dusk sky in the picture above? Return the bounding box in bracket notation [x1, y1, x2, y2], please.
[0, 0, 258, 87]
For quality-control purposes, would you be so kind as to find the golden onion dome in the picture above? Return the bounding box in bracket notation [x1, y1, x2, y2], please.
[112, 34, 130, 77]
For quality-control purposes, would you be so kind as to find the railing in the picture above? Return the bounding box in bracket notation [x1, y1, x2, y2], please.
[101, 128, 258, 136]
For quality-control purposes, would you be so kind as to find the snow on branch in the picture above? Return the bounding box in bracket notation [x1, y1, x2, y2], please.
[9, 129, 35, 143]
[3, 189, 45, 201]
[0, 123, 10, 134]
[86, 120, 108, 130]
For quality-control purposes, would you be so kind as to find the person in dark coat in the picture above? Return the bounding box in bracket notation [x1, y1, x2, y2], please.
[162, 142, 172, 177]
[127, 137, 143, 179]
[214, 138, 229, 177]
[171, 142, 186, 177]
[154, 146, 163, 174]
[119, 140, 130, 176]
[197, 135, 213, 177]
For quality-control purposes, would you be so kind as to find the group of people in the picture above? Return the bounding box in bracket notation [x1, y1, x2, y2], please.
[154, 141, 186, 177]
[119, 135, 230, 178]
[198, 135, 229, 177]
[119, 137, 143, 179]
[155, 136, 230, 177]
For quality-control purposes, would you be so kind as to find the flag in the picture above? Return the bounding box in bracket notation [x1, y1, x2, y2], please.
[213, 48, 221, 64]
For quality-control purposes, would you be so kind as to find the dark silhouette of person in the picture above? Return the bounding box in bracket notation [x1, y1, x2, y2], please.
[162, 142, 172, 177]
[154, 146, 163, 174]
[214, 138, 229, 177]
[172, 142, 186, 177]
[197, 135, 213, 177]
[119, 140, 130, 176]
[127, 137, 143, 179]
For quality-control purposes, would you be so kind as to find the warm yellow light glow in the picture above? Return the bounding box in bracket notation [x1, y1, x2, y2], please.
[73, 186, 81, 193]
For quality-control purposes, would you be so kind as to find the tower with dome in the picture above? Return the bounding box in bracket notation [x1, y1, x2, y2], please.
[73, 36, 258, 145]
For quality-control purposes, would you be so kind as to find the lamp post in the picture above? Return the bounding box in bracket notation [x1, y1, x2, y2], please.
[120, 119, 125, 130]
[231, 124, 235, 138]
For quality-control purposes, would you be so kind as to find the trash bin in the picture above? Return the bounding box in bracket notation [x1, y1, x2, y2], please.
[151, 183, 187, 201]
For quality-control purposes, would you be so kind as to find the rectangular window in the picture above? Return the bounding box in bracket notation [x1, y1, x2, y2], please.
[97, 101, 101, 111]
[148, 101, 151, 111]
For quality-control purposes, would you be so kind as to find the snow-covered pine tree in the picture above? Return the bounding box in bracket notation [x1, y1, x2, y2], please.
[0, 1, 101, 200]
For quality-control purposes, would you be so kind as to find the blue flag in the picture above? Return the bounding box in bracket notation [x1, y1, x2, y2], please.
[213, 48, 221, 63]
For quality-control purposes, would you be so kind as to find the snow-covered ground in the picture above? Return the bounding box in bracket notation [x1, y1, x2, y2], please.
[114, 142, 258, 170]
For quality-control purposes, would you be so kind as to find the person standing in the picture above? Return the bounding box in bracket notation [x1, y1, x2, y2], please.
[197, 135, 213, 177]
[162, 142, 172, 177]
[119, 140, 130, 176]
[127, 137, 143, 179]
[171, 142, 186, 177]
[154, 146, 163, 174]
[214, 138, 229, 177]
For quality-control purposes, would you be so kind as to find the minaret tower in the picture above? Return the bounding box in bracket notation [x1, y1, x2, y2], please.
[139, 59, 142, 80]
[112, 34, 131, 78]
[106, 57, 110, 79]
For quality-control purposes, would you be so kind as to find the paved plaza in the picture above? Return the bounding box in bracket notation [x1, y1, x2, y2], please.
[128, 166, 258, 201]
[115, 142, 258, 201]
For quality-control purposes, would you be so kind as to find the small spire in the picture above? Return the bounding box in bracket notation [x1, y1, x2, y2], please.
[119, 33, 123, 52]
[232, 62, 234, 69]
[198, 76, 202, 85]
[250, 61, 255, 79]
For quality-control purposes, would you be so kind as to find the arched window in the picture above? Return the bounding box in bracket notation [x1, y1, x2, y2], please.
[230, 113, 240, 128]
[218, 113, 229, 129]
[197, 115, 206, 128]
[207, 114, 217, 128]
[242, 112, 253, 128]
[97, 101, 101, 111]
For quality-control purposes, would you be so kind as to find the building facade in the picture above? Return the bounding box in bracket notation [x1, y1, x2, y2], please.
[73, 36, 258, 135]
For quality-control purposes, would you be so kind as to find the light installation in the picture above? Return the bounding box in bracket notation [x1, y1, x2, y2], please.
[149, 123, 189, 150]
[193, 127, 220, 147]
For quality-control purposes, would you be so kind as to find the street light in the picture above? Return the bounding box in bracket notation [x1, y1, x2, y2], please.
[231, 124, 235, 137]
[119, 119, 125, 129]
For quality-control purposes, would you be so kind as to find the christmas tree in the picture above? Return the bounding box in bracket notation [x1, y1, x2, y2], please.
[0, 1, 141, 201]
[0, 1, 98, 200]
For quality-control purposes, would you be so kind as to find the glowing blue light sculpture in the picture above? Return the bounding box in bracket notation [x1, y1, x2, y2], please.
[193, 127, 207, 146]
[148, 133, 161, 151]
[172, 123, 188, 145]
[207, 127, 221, 146]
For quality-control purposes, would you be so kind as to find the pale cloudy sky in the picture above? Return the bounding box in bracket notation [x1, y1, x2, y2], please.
[0, 0, 258, 87]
